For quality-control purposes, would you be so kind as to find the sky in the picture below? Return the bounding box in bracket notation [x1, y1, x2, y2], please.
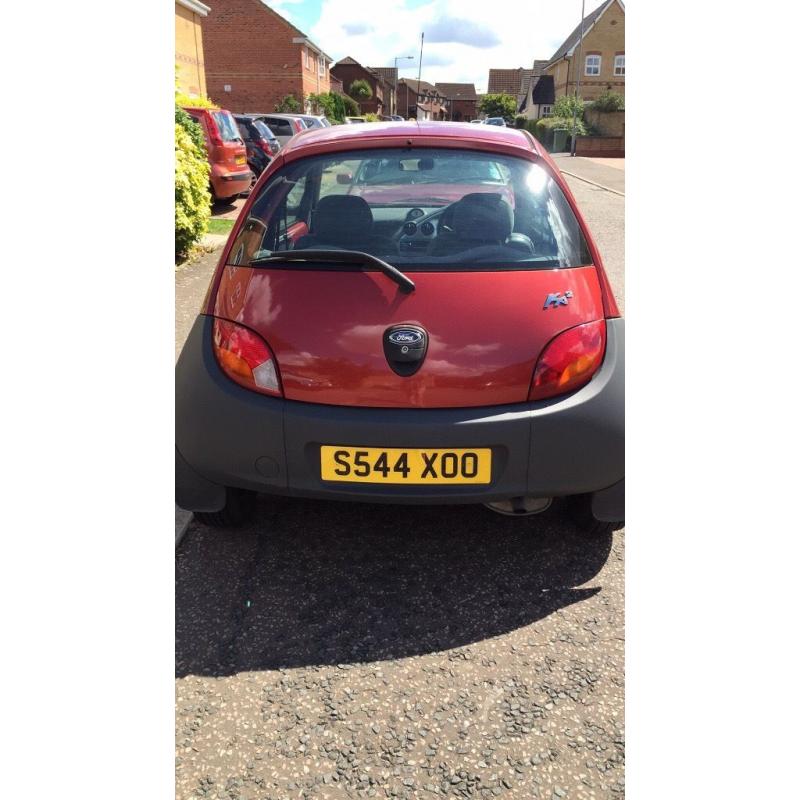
[265, 0, 609, 93]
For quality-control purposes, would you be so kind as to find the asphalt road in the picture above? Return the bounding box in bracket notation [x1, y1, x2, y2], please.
[176, 165, 625, 800]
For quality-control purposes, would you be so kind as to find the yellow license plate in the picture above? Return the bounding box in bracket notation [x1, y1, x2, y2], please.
[320, 446, 491, 484]
[235, 155, 246, 165]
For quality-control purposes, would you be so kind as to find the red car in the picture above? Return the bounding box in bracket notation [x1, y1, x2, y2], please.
[182, 106, 252, 202]
[176, 122, 624, 533]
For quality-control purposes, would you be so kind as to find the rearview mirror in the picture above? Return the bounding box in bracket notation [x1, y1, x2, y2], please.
[336, 172, 353, 185]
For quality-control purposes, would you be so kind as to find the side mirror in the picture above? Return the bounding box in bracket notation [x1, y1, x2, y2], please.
[336, 172, 353, 185]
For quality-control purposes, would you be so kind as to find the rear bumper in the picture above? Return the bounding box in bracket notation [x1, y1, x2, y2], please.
[176, 315, 624, 518]
[209, 167, 252, 198]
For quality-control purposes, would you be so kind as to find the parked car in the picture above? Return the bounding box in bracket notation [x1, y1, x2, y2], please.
[470, 118, 484, 123]
[293, 114, 331, 130]
[248, 113, 306, 148]
[484, 117, 507, 126]
[176, 122, 624, 534]
[390, 115, 405, 122]
[182, 106, 252, 202]
[344, 116, 366, 124]
[233, 115, 280, 193]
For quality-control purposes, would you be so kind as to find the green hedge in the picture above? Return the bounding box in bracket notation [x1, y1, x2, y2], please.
[175, 111, 211, 261]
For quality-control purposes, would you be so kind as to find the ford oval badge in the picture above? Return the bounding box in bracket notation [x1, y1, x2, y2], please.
[384, 325, 428, 376]
[388, 329, 423, 345]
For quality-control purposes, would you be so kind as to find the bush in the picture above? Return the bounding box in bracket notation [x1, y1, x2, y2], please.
[513, 115, 527, 129]
[274, 94, 301, 113]
[175, 106, 205, 153]
[175, 91, 219, 110]
[478, 93, 517, 122]
[175, 118, 211, 261]
[348, 79, 373, 101]
[591, 90, 625, 112]
[363, 112, 380, 122]
[306, 91, 360, 123]
[339, 92, 360, 117]
[552, 94, 585, 121]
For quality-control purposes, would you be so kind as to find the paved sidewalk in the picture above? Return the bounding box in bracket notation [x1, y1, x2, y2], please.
[551, 153, 625, 195]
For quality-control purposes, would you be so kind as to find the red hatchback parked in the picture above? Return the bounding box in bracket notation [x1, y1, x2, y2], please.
[176, 122, 624, 533]
[182, 106, 252, 202]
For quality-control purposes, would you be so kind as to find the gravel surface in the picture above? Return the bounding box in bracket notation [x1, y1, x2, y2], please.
[176, 163, 625, 799]
[177, 501, 624, 800]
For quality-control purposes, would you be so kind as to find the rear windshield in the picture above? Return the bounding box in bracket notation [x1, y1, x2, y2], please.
[252, 119, 275, 140]
[211, 110, 242, 143]
[263, 117, 294, 136]
[227, 147, 591, 271]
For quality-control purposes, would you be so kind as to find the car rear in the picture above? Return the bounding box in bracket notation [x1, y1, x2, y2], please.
[184, 107, 252, 201]
[176, 124, 623, 527]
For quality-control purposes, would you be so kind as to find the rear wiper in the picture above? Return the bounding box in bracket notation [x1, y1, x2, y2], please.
[251, 249, 416, 293]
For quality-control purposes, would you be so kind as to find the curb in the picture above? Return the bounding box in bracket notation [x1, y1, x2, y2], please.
[558, 169, 625, 197]
[176, 506, 193, 549]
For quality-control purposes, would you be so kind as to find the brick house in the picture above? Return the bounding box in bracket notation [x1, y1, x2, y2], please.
[517, 75, 555, 120]
[487, 62, 549, 109]
[175, 0, 210, 98]
[370, 67, 398, 117]
[330, 57, 390, 116]
[396, 79, 448, 120]
[202, 0, 333, 114]
[544, 0, 625, 101]
[435, 83, 477, 122]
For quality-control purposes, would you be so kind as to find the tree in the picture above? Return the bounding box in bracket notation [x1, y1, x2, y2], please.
[348, 79, 373, 101]
[478, 93, 517, 122]
[306, 91, 360, 123]
[274, 94, 301, 113]
[552, 94, 585, 121]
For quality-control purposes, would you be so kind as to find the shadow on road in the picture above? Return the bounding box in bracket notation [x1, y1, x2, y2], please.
[175, 497, 612, 677]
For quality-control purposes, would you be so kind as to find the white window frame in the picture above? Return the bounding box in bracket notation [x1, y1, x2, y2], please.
[318, 57, 325, 77]
[614, 54, 625, 76]
[303, 48, 309, 69]
[585, 54, 601, 76]
[540, 105, 552, 118]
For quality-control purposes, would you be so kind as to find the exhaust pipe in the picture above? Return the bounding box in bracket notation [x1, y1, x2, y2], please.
[484, 496, 552, 517]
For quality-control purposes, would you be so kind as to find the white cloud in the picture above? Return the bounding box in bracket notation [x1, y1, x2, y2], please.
[311, 0, 609, 92]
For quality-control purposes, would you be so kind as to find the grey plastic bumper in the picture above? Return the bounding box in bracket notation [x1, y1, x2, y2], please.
[176, 315, 624, 518]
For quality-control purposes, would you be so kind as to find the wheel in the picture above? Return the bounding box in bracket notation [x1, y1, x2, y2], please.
[194, 488, 257, 528]
[569, 494, 623, 536]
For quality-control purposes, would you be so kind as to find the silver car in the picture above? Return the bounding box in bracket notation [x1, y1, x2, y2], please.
[247, 113, 307, 148]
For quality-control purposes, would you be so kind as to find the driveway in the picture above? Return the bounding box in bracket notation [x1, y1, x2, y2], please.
[175, 174, 625, 800]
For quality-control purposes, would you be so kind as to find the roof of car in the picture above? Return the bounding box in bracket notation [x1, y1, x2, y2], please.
[279, 121, 536, 157]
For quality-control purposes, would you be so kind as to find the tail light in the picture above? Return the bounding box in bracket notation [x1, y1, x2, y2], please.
[207, 118, 223, 147]
[269, 139, 281, 154]
[529, 320, 606, 401]
[256, 138, 273, 155]
[212, 318, 282, 397]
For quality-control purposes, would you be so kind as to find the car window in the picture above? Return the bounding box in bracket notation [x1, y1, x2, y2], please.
[227, 147, 590, 271]
[211, 110, 242, 142]
[253, 120, 275, 140]
[235, 120, 254, 140]
[265, 118, 293, 137]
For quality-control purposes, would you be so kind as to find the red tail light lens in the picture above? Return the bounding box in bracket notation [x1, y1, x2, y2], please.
[529, 320, 606, 401]
[212, 318, 282, 397]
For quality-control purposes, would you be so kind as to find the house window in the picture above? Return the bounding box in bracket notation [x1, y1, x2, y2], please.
[585, 54, 601, 76]
[614, 54, 625, 76]
[303, 48, 309, 69]
[318, 57, 325, 77]
[540, 105, 552, 118]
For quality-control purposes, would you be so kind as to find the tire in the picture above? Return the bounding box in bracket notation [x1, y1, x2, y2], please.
[194, 488, 257, 528]
[569, 494, 624, 536]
